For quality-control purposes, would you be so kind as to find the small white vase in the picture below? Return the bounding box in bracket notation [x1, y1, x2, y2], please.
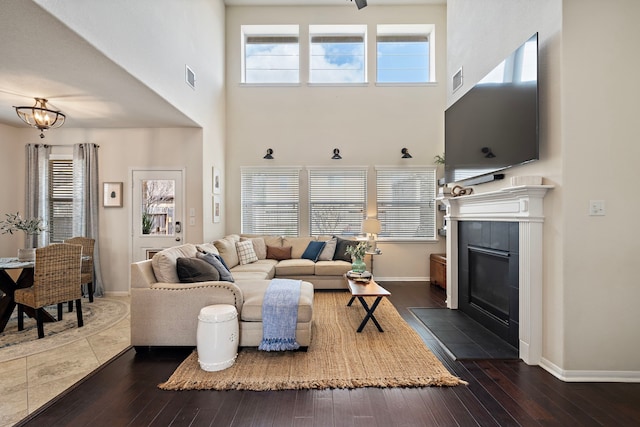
[18, 248, 36, 262]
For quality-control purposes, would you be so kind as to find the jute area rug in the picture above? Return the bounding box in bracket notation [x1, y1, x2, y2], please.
[0, 297, 129, 363]
[159, 291, 466, 391]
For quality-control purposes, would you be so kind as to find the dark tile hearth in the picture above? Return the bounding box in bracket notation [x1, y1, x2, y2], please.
[410, 307, 518, 360]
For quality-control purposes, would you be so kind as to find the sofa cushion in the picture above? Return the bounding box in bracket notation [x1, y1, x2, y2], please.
[240, 237, 267, 260]
[231, 259, 276, 279]
[333, 236, 358, 262]
[301, 240, 326, 261]
[213, 236, 240, 268]
[317, 237, 337, 261]
[152, 244, 199, 283]
[236, 240, 258, 265]
[315, 260, 352, 276]
[176, 257, 220, 283]
[282, 236, 316, 259]
[267, 245, 292, 261]
[197, 251, 234, 282]
[275, 258, 315, 276]
[236, 280, 314, 323]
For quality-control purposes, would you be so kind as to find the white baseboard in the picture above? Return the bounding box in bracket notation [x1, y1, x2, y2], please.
[540, 357, 640, 382]
[374, 276, 429, 282]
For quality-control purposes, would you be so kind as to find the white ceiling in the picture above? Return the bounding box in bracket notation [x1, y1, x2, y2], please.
[0, 0, 444, 132]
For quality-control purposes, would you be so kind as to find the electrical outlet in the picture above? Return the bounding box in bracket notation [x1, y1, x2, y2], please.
[189, 217, 195, 226]
[589, 200, 605, 216]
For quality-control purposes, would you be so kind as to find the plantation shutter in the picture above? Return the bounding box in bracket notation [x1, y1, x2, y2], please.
[48, 159, 74, 243]
[376, 167, 437, 240]
[241, 168, 300, 236]
[308, 168, 367, 236]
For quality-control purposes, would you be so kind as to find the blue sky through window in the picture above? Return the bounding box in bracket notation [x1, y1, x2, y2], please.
[377, 40, 429, 83]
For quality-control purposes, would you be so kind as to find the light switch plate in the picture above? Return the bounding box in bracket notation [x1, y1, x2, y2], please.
[589, 200, 605, 216]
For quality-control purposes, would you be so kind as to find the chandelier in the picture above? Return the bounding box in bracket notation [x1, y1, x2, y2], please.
[14, 98, 66, 138]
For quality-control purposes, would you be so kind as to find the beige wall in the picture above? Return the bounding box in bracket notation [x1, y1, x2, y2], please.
[225, 5, 448, 280]
[561, 0, 640, 374]
[448, 0, 640, 378]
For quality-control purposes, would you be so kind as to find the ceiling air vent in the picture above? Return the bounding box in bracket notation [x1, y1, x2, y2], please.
[452, 67, 463, 93]
[185, 65, 196, 90]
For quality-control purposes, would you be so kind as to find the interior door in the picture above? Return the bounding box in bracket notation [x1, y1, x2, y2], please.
[131, 169, 184, 262]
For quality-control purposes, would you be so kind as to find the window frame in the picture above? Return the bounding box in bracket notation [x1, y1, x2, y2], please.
[308, 24, 368, 85]
[241, 24, 300, 85]
[376, 24, 436, 86]
[375, 166, 437, 242]
[240, 167, 301, 236]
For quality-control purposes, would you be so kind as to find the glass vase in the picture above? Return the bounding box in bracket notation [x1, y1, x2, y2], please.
[351, 257, 366, 273]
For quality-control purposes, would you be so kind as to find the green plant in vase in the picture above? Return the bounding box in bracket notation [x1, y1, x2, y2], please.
[345, 241, 368, 273]
[0, 212, 47, 261]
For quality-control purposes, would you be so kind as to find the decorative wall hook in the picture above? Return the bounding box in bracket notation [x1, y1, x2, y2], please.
[332, 148, 342, 160]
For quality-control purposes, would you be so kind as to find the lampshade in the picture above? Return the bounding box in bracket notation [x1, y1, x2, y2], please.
[14, 98, 66, 138]
[362, 218, 381, 235]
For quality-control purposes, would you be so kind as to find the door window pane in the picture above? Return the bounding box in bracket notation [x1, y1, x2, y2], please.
[141, 179, 175, 235]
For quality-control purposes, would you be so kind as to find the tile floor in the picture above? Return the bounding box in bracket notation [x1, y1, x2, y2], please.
[0, 297, 131, 427]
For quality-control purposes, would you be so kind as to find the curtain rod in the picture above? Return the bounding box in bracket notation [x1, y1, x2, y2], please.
[26, 143, 100, 148]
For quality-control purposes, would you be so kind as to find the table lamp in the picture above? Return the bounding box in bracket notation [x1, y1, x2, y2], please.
[362, 218, 381, 252]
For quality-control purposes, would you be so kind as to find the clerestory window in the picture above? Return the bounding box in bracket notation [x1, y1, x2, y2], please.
[241, 25, 300, 84]
[309, 25, 367, 84]
[376, 24, 434, 84]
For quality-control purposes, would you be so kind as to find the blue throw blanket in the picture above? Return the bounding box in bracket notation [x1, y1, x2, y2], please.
[258, 279, 301, 352]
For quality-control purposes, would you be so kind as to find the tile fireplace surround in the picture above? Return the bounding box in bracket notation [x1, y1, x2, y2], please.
[441, 185, 553, 365]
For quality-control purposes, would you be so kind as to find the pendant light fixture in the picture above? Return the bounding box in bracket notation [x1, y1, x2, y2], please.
[14, 98, 66, 138]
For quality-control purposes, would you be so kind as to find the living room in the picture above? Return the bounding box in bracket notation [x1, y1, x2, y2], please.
[0, 0, 638, 411]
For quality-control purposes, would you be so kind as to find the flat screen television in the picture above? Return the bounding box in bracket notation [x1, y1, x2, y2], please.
[444, 33, 539, 184]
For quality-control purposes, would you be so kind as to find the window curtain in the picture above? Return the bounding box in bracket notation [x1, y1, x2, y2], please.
[73, 143, 104, 297]
[25, 144, 50, 248]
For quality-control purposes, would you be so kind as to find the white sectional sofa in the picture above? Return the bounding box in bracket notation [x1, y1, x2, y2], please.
[130, 234, 363, 350]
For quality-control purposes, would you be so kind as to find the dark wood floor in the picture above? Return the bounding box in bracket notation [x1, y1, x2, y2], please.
[18, 282, 640, 426]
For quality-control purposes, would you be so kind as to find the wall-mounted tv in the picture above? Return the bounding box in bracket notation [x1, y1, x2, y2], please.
[444, 33, 539, 184]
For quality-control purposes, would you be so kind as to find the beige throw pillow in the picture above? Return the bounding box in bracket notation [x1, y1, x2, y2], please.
[240, 237, 267, 260]
[236, 240, 258, 265]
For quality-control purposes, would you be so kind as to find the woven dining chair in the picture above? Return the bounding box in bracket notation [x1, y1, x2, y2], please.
[14, 243, 83, 339]
[64, 237, 95, 311]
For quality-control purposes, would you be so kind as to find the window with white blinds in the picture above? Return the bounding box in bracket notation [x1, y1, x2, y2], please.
[308, 168, 367, 236]
[241, 168, 300, 236]
[376, 167, 437, 240]
[48, 159, 74, 243]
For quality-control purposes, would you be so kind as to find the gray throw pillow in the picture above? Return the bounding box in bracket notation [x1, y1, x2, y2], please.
[197, 251, 234, 282]
[176, 257, 220, 283]
[318, 237, 337, 261]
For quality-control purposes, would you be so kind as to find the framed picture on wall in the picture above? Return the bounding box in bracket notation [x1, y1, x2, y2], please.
[213, 195, 221, 223]
[103, 182, 123, 207]
[213, 167, 221, 194]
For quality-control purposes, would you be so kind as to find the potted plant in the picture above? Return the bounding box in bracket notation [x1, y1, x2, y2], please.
[345, 241, 368, 273]
[0, 212, 47, 261]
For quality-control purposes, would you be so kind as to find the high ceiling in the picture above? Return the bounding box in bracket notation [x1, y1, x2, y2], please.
[0, 0, 444, 132]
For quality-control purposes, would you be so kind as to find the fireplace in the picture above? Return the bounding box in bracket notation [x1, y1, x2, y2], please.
[441, 184, 552, 365]
[459, 222, 519, 348]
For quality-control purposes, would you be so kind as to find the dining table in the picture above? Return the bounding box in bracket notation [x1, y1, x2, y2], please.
[0, 257, 57, 333]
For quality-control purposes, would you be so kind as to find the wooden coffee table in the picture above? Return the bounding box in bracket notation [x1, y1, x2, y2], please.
[346, 277, 391, 332]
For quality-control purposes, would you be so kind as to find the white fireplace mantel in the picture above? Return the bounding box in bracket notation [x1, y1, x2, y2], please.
[440, 185, 553, 365]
